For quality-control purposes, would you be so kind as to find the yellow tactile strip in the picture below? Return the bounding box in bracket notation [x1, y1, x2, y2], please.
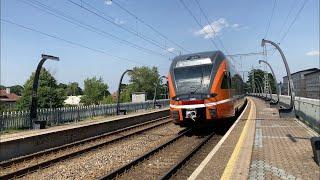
[221, 98, 256, 180]
[188, 99, 253, 180]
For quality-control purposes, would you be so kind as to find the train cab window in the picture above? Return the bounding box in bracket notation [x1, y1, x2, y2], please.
[221, 74, 230, 89]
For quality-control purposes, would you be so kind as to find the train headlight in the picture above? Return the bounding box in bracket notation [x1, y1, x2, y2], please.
[206, 93, 217, 99]
[210, 108, 217, 118]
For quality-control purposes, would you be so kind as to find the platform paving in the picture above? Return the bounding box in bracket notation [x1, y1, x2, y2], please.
[248, 98, 319, 180]
[188, 97, 319, 180]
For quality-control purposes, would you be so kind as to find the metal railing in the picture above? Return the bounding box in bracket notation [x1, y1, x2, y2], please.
[0, 99, 169, 131]
[249, 93, 320, 133]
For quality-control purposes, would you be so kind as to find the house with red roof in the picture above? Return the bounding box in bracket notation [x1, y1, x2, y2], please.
[0, 88, 21, 108]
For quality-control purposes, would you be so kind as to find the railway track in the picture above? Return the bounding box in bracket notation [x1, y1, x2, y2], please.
[0, 116, 172, 179]
[99, 127, 216, 180]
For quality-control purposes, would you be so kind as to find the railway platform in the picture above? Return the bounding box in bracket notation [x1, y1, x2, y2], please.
[0, 108, 169, 161]
[189, 97, 319, 180]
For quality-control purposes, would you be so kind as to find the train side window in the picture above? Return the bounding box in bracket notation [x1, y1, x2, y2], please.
[221, 74, 229, 89]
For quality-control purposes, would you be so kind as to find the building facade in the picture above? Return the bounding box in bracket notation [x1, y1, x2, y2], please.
[304, 70, 320, 99]
[282, 68, 320, 99]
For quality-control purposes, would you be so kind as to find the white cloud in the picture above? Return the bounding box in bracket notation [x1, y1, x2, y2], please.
[105, 0, 112, 5]
[194, 18, 229, 39]
[306, 50, 320, 56]
[167, 47, 175, 52]
[232, 23, 240, 28]
[114, 18, 125, 25]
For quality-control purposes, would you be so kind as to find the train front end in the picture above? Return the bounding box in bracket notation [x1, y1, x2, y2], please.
[168, 51, 233, 126]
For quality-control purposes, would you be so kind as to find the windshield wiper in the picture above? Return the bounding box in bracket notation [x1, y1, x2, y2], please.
[191, 68, 204, 94]
[190, 85, 202, 94]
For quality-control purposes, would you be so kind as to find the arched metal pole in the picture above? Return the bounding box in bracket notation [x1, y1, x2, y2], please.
[254, 76, 265, 98]
[254, 79, 263, 97]
[153, 76, 167, 108]
[116, 69, 133, 115]
[30, 54, 59, 129]
[254, 81, 262, 97]
[262, 39, 295, 111]
[259, 60, 279, 104]
[255, 73, 272, 100]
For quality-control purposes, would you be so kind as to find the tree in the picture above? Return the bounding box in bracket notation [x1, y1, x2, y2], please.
[66, 82, 83, 96]
[9, 85, 24, 96]
[58, 83, 68, 90]
[81, 77, 110, 105]
[246, 69, 276, 93]
[123, 66, 162, 101]
[102, 95, 115, 104]
[17, 68, 67, 110]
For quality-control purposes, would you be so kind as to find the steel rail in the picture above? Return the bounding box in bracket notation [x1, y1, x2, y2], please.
[0, 116, 171, 179]
[160, 131, 215, 179]
[99, 128, 192, 180]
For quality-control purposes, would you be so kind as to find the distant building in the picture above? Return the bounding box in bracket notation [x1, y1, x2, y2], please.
[64, 96, 82, 106]
[282, 68, 320, 99]
[0, 88, 21, 108]
[304, 70, 320, 99]
[132, 92, 146, 102]
[277, 82, 284, 95]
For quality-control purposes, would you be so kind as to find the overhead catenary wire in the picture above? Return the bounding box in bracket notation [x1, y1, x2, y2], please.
[226, 51, 269, 58]
[178, 0, 220, 51]
[268, 0, 309, 57]
[0, 18, 150, 66]
[179, 0, 239, 65]
[279, 0, 309, 43]
[264, 0, 277, 38]
[278, 0, 298, 37]
[193, 0, 238, 64]
[68, 0, 178, 56]
[19, 0, 168, 58]
[112, 0, 191, 54]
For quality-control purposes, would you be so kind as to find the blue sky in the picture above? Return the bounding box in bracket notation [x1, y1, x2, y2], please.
[1, 0, 319, 92]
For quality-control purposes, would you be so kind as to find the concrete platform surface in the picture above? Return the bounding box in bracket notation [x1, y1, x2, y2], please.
[0, 108, 167, 143]
[188, 97, 319, 180]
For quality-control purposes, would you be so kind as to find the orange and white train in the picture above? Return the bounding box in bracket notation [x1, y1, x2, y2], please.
[168, 51, 246, 126]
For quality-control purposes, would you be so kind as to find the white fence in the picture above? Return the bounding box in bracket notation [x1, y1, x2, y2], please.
[0, 100, 169, 131]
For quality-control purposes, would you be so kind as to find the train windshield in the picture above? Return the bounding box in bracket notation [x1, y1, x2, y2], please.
[174, 64, 213, 95]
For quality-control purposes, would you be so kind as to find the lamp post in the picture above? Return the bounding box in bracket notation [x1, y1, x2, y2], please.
[30, 54, 59, 129]
[261, 39, 295, 112]
[153, 76, 167, 109]
[116, 69, 133, 115]
[259, 60, 279, 105]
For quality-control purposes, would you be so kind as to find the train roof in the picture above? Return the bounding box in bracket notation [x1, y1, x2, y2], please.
[171, 51, 225, 64]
